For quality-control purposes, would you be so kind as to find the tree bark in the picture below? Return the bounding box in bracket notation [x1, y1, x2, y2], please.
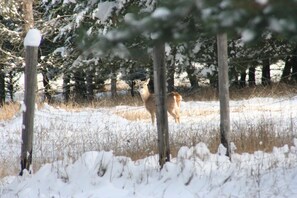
[42, 69, 52, 102]
[0, 66, 5, 106]
[111, 74, 117, 98]
[63, 73, 70, 102]
[74, 70, 86, 102]
[281, 57, 292, 83]
[20, 6, 37, 174]
[167, 46, 176, 92]
[239, 71, 246, 88]
[291, 56, 297, 83]
[152, 42, 170, 168]
[86, 66, 95, 101]
[22, 0, 34, 33]
[20, 46, 38, 175]
[7, 71, 14, 102]
[281, 46, 297, 83]
[217, 33, 231, 158]
[186, 63, 199, 90]
[248, 67, 256, 86]
[261, 58, 271, 86]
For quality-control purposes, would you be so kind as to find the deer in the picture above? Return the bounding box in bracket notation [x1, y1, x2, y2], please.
[136, 79, 182, 124]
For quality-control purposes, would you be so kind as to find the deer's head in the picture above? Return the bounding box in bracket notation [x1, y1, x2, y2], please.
[135, 78, 150, 96]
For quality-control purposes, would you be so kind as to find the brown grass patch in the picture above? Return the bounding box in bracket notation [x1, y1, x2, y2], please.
[229, 83, 297, 100]
[53, 94, 143, 110]
[113, 124, 293, 161]
[0, 102, 20, 121]
[114, 109, 151, 121]
[114, 109, 220, 121]
[183, 83, 297, 101]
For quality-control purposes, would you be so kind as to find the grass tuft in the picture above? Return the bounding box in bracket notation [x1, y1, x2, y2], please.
[0, 102, 20, 121]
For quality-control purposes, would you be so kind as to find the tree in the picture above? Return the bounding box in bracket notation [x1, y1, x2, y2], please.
[217, 33, 231, 158]
[22, 0, 34, 32]
[0, 67, 5, 105]
[0, 0, 23, 104]
[20, 29, 41, 175]
[152, 42, 170, 168]
[281, 46, 297, 84]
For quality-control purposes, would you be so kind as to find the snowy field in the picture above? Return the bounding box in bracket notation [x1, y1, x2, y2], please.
[0, 96, 297, 197]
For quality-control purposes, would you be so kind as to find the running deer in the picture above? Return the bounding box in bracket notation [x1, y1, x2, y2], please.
[136, 79, 182, 124]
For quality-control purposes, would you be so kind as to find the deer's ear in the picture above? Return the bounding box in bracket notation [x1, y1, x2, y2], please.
[134, 79, 140, 85]
[146, 78, 150, 84]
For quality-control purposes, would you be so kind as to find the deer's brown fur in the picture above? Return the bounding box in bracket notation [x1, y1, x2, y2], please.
[136, 79, 182, 124]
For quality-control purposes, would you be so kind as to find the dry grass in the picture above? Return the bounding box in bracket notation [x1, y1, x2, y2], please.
[113, 132, 293, 162]
[47, 82, 297, 109]
[184, 83, 297, 101]
[112, 121, 294, 160]
[53, 94, 143, 110]
[0, 83, 295, 178]
[0, 102, 20, 121]
[229, 83, 297, 100]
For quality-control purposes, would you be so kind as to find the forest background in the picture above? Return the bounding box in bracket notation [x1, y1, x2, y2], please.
[1, 0, 297, 104]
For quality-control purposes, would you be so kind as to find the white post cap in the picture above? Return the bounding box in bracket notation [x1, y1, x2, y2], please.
[24, 29, 42, 47]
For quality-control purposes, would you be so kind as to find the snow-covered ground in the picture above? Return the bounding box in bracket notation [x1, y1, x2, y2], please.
[0, 96, 297, 197]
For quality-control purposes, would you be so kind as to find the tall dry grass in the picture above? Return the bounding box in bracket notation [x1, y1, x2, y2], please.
[53, 94, 143, 110]
[184, 83, 297, 101]
[0, 102, 20, 121]
[1, 83, 296, 177]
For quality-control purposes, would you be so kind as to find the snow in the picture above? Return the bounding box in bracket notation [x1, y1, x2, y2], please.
[24, 29, 42, 47]
[241, 29, 255, 42]
[1, 96, 297, 197]
[255, 0, 268, 5]
[94, 1, 116, 22]
[53, 47, 68, 57]
[151, 7, 171, 19]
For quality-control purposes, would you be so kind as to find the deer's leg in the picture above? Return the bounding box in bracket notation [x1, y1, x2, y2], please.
[150, 111, 155, 125]
[176, 110, 180, 123]
[168, 110, 178, 123]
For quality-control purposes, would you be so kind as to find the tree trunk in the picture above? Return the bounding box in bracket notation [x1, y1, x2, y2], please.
[20, 46, 38, 176]
[42, 69, 52, 103]
[86, 66, 95, 101]
[281, 46, 297, 84]
[239, 71, 246, 88]
[0, 67, 5, 106]
[281, 57, 292, 83]
[217, 33, 231, 158]
[130, 80, 135, 97]
[152, 42, 170, 168]
[167, 65, 175, 92]
[248, 67, 256, 86]
[74, 70, 86, 102]
[7, 71, 14, 102]
[111, 71, 117, 98]
[186, 63, 199, 90]
[291, 56, 297, 83]
[167, 46, 176, 92]
[22, 0, 34, 33]
[63, 73, 70, 102]
[230, 66, 239, 87]
[261, 58, 271, 86]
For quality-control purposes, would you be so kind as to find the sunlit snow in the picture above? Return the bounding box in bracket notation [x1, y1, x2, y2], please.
[24, 29, 42, 47]
[0, 95, 297, 197]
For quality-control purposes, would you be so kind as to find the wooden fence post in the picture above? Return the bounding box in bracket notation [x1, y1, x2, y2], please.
[20, 29, 41, 176]
[217, 32, 231, 158]
[152, 42, 170, 168]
